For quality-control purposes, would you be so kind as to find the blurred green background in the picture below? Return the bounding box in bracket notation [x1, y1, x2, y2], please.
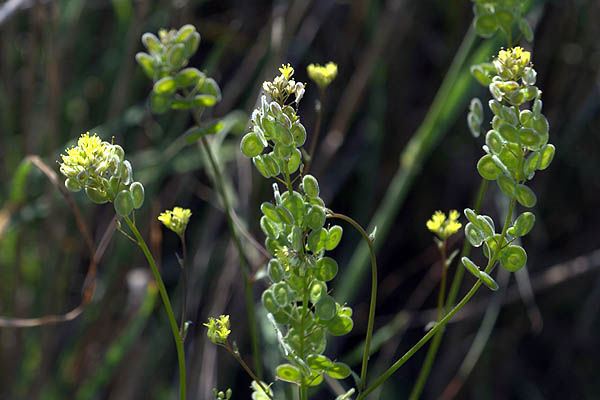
[1, 0, 599, 399]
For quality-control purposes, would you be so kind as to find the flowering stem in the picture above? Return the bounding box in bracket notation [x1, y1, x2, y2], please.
[326, 212, 377, 394]
[179, 234, 188, 338]
[304, 88, 325, 175]
[408, 179, 488, 400]
[223, 343, 274, 400]
[191, 109, 262, 379]
[123, 216, 186, 400]
[436, 238, 448, 321]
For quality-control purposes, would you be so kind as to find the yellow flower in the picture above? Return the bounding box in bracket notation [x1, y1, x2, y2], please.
[158, 207, 192, 236]
[307, 62, 338, 89]
[279, 63, 294, 80]
[494, 46, 531, 81]
[204, 315, 231, 344]
[426, 210, 462, 239]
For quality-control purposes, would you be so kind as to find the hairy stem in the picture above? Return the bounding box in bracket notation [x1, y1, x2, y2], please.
[123, 216, 186, 400]
[191, 110, 262, 378]
[326, 212, 377, 394]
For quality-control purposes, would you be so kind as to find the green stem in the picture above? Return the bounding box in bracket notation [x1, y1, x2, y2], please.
[300, 271, 309, 400]
[326, 212, 377, 394]
[179, 235, 188, 337]
[408, 179, 488, 400]
[123, 216, 186, 400]
[223, 343, 274, 400]
[436, 239, 448, 321]
[304, 88, 325, 175]
[191, 110, 262, 379]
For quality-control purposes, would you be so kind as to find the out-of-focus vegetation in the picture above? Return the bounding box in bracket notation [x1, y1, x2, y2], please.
[1, 1, 599, 399]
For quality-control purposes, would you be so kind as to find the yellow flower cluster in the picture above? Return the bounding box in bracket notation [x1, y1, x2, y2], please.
[307, 62, 338, 89]
[204, 315, 231, 345]
[263, 64, 305, 105]
[426, 210, 462, 239]
[158, 207, 192, 236]
[494, 46, 531, 81]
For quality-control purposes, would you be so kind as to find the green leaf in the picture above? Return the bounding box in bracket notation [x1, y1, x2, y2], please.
[515, 184, 537, 207]
[326, 225, 343, 251]
[114, 190, 134, 216]
[308, 228, 328, 253]
[500, 245, 527, 271]
[315, 257, 338, 282]
[513, 211, 535, 237]
[240, 132, 264, 158]
[326, 362, 352, 379]
[185, 121, 224, 144]
[461, 256, 481, 278]
[479, 271, 499, 291]
[477, 154, 502, 180]
[153, 76, 176, 96]
[276, 364, 301, 383]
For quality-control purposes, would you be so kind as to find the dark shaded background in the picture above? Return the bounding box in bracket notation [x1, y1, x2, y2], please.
[1, 0, 599, 399]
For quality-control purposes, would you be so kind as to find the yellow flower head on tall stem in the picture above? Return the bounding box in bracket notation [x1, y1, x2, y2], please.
[158, 207, 192, 236]
[426, 210, 462, 239]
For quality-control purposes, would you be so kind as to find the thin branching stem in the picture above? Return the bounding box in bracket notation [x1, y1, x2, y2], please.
[223, 343, 274, 400]
[123, 216, 186, 400]
[325, 212, 377, 394]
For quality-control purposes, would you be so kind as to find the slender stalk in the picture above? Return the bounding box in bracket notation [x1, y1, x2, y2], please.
[122, 216, 186, 400]
[300, 271, 309, 400]
[191, 110, 262, 378]
[408, 179, 488, 400]
[179, 235, 188, 337]
[364, 198, 516, 400]
[436, 239, 448, 321]
[304, 88, 325, 175]
[325, 212, 377, 394]
[223, 343, 274, 400]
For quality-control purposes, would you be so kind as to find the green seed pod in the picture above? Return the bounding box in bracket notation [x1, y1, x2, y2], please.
[135, 52, 155, 79]
[467, 112, 481, 137]
[268, 259, 284, 282]
[308, 228, 328, 253]
[260, 216, 279, 239]
[153, 76, 177, 96]
[524, 151, 540, 179]
[533, 115, 549, 136]
[282, 193, 305, 226]
[175, 24, 196, 43]
[276, 205, 294, 226]
[65, 177, 82, 192]
[252, 155, 271, 178]
[497, 174, 516, 197]
[326, 362, 352, 380]
[523, 66, 537, 86]
[498, 144, 520, 171]
[495, 8, 513, 32]
[515, 184, 537, 208]
[533, 99, 543, 117]
[261, 115, 275, 138]
[489, 83, 503, 102]
[114, 189, 134, 216]
[291, 123, 307, 146]
[240, 132, 264, 158]
[513, 212, 535, 237]
[476, 215, 494, 237]
[307, 354, 333, 371]
[273, 142, 293, 160]
[498, 123, 518, 142]
[261, 202, 280, 223]
[302, 175, 320, 198]
[315, 295, 336, 321]
[500, 105, 519, 126]
[518, 127, 541, 149]
[273, 121, 294, 146]
[470, 98, 483, 122]
[306, 205, 326, 230]
[276, 364, 301, 383]
[500, 245, 527, 271]
[465, 222, 484, 247]
[520, 109, 533, 126]
[108, 174, 121, 199]
[86, 186, 108, 204]
[464, 208, 479, 226]
[461, 256, 481, 278]
[309, 280, 327, 303]
[479, 271, 499, 291]
[130, 181, 144, 209]
[290, 226, 302, 252]
[523, 86, 539, 101]
[263, 153, 281, 177]
[120, 160, 133, 185]
[167, 43, 186, 69]
[486, 130, 504, 154]
[474, 14, 498, 38]
[150, 92, 170, 114]
[183, 32, 200, 58]
[470, 65, 491, 86]
[175, 67, 204, 88]
[538, 144, 555, 170]
[192, 94, 217, 107]
[141, 32, 162, 54]
[287, 149, 302, 174]
[315, 257, 338, 282]
[261, 289, 279, 313]
[488, 99, 502, 117]
[327, 314, 353, 336]
[508, 89, 525, 106]
[477, 154, 503, 180]
[325, 225, 343, 251]
[272, 282, 290, 307]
